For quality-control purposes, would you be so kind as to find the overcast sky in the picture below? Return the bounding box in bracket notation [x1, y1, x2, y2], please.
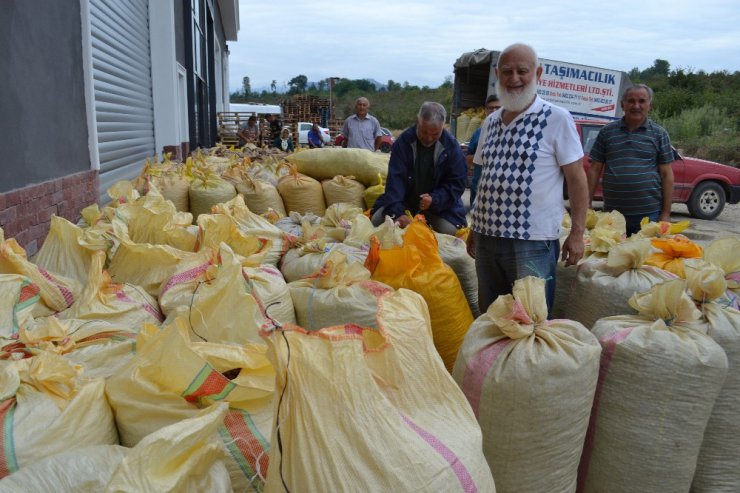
[228, 0, 739, 94]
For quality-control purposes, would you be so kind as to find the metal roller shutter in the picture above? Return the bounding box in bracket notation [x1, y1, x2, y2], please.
[90, 0, 154, 201]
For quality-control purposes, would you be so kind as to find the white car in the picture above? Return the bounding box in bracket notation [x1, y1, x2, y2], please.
[297, 122, 331, 146]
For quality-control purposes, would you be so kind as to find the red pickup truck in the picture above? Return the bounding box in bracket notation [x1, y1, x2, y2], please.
[578, 119, 740, 220]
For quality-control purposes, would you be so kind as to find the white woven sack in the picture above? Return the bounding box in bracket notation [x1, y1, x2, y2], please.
[436, 232, 479, 317]
[552, 253, 604, 320]
[244, 264, 296, 327]
[288, 251, 389, 331]
[579, 279, 728, 493]
[453, 276, 600, 493]
[685, 259, 740, 492]
[567, 239, 678, 329]
[279, 243, 368, 283]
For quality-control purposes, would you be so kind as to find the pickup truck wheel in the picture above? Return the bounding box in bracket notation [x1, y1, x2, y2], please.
[687, 181, 726, 220]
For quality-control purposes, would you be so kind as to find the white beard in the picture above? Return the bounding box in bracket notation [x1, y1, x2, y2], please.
[495, 79, 538, 113]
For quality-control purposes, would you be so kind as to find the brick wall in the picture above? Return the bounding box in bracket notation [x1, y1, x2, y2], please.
[0, 171, 98, 257]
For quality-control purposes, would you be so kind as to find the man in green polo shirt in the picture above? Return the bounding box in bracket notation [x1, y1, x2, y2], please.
[587, 84, 675, 235]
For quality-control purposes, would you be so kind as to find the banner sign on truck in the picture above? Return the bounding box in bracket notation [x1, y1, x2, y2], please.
[489, 58, 626, 119]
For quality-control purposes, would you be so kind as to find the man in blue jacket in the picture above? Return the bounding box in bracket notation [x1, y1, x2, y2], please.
[371, 101, 467, 235]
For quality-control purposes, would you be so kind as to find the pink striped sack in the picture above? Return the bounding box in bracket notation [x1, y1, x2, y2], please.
[58, 251, 163, 329]
[578, 279, 728, 492]
[261, 288, 495, 492]
[453, 276, 601, 493]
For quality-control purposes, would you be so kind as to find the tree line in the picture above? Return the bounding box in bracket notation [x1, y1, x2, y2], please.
[234, 61, 739, 165]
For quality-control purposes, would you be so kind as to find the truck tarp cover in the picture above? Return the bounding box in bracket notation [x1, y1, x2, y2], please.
[454, 49, 494, 69]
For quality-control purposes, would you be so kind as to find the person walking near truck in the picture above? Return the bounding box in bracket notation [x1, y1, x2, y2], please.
[467, 94, 501, 209]
[466, 43, 588, 317]
[340, 97, 383, 151]
[587, 84, 675, 235]
[371, 101, 467, 235]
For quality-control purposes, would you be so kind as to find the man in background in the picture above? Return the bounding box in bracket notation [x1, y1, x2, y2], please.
[340, 97, 383, 151]
[371, 101, 467, 235]
[467, 43, 588, 317]
[587, 84, 675, 235]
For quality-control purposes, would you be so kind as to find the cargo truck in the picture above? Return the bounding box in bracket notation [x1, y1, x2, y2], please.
[452, 49, 740, 220]
[451, 48, 633, 138]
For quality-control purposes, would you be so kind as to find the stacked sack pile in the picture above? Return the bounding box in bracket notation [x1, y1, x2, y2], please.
[0, 144, 494, 491]
[525, 208, 740, 492]
[456, 106, 486, 143]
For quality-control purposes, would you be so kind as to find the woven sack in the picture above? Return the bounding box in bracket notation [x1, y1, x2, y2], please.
[321, 175, 366, 208]
[453, 276, 600, 492]
[578, 280, 728, 492]
[685, 259, 740, 492]
[189, 176, 237, 221]
[285, 147, 389, 186]
[277, 165, 326, 216]
[261, 288, 495, 492]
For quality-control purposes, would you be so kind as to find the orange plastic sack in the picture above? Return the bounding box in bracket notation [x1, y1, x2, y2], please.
[364, 220, 473, 371]
[645, 234, 703, 278]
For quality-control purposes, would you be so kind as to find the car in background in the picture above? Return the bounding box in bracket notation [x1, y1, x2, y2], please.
[334, 127, 395, 152]
[297, 122, 331, 146]
[578, 119, 740, 220]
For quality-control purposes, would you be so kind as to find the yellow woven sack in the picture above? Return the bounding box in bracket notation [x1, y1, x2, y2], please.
[704, 237, 740, 303]
[33, 216, 109, 287]
[0, 275, 39, 339]
[456, 113, 472, 143]
[0, 404, 232, 492]
[261, 288, 495, 492]
[112, 192, 197, 252]
[105, 318, 275, 492]
[222, 166, 286, 216]
[12, 316, 137, 380]
[638, 217, 691, 237]
[107, 229, 199, 298]
[364, 219, 473, 371]
[158, 245, 269, 345]
[57, 251, 163, 328]
[244, 264, 296, 327]
[0, 352, 119, 479]
[321, 175, 366, 208]
[0, 228, 80, 317]
[189, 174, 237, 221]
[210, 195, 293, 266]
[196, 213, 272, 266]
[645, 234, 703, 278]
[277, 164, 326, 216]
[148, 170, 191, 213]
[363, 173, 386, 210]
[285, 147, 390, 186]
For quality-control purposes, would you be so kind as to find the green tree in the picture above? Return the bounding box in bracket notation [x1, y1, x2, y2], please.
[270, 80, 277, 93]
[242, 76, 251, 97]
[288, 74, 308, 94]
